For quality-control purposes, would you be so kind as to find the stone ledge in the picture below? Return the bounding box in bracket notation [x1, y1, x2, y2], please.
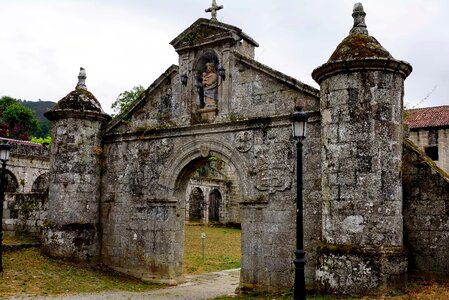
[312, 57, 412, 84]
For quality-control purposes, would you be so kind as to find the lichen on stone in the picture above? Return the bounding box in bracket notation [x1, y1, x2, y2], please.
[328, 34, 392, 62]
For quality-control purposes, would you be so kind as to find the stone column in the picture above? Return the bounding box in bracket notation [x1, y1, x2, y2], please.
[312, 3, 412, 295]
[42, 69, 110, 264]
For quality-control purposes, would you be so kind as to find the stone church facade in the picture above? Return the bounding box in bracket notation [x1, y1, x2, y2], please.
[40, 3, 449, 296]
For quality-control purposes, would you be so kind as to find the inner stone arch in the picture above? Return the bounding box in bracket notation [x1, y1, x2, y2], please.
[5, 169, 19, 193]
[174, 153, 241, 225]
[188, 186, 204, 222]
[32, 172, 49, 194]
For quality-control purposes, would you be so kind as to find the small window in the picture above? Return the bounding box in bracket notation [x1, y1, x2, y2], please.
[425, 146, 439, 161]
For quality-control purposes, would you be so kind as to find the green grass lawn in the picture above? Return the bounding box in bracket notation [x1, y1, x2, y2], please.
[0, 224, 241, 298]
[0, 248, 162, 298]
[183, 224, 241, 274]
[5, 227, 448, 300]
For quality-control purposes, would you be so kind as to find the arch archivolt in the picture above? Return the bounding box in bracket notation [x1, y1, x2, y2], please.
[159, 136, 250, 202]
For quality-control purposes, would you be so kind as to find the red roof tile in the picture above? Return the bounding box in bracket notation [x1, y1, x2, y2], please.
[405, 105, 449, 129]
[0, 137, 43, 147]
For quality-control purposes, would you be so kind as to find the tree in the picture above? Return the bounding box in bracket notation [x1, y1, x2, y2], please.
[111, 85, 145, 116]
[0, 96, 41, 140]
[0, 96, 17, 113]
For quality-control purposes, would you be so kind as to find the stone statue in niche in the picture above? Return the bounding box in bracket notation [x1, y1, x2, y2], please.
[194, 61, 219, 123]
[202, 63, 218, 109]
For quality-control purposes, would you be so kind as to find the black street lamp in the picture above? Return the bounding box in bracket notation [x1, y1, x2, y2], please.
[0, 142, 11, 273]
[290, 107, 308, 300]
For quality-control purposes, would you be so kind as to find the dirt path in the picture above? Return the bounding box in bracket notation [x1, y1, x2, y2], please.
[18, 268, 240, 300]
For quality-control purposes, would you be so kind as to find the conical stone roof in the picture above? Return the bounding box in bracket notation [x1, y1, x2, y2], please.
[45, 68, 110, 121]
[49, 67, 103, 113]
[327, 3, 392, 62]
[312, 3, 412, 84]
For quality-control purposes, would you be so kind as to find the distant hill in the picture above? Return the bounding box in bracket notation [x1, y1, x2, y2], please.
[20, 100, 56, 137]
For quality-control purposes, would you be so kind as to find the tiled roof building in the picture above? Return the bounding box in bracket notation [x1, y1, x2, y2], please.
[406, 105, 449, 173]
[406, 105, 449, 129]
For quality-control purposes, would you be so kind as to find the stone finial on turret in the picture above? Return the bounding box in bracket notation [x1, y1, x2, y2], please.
[350, 3, 368, 35]
[76, 67, 87, 90]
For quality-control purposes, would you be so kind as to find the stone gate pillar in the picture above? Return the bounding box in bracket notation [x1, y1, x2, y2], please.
[312, 4, 412, 295]
[42, 68, 111, 263]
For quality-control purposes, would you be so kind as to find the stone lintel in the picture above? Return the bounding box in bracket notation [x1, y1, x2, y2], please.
[135, 198, 178, 207]
[104, 112, 320, 144]
[239, 199, 269, 207]
[312, 58, 412, 84]
[45, 109, 111, 123]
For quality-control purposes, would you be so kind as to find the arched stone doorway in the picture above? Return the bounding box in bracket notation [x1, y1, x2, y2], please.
[5, 169, 19, 193]
[159, 139, 248, 278]
[188, 187, 204, 222]
[32, 172, 49, 194]
[208, 189, 221, 222]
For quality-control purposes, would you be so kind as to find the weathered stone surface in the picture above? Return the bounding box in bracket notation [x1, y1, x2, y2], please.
[403, 138, 449, 274]
[38, 5, 449, 297]
[42, 77, 110, 264]
[316, 245, 407, 296]
[313, 3, 412, 293]
[0, 139, 49, 235]
[408, 128, 449, 175]
[97, 19, 320, 289]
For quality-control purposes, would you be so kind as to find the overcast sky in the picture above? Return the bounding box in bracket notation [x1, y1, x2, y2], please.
[1, 0, 448, 114]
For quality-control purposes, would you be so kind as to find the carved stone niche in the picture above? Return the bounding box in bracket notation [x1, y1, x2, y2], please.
[192, 49, 220, 123]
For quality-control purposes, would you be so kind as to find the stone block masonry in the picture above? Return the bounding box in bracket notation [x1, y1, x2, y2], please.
[312, 3, 412, 295]
[42, 71, 111, 264]
[39, 3, 449, 297]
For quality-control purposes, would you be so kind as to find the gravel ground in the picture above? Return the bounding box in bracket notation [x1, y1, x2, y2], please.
[13, 268, 240, 300]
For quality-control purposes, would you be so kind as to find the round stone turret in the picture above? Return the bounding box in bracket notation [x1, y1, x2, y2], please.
[312, 3, 412, 295]
[42, 68, 111, 264]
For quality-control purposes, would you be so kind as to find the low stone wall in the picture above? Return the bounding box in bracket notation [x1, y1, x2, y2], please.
[403, 138, 449, 274]
[2, 192, 48, 235]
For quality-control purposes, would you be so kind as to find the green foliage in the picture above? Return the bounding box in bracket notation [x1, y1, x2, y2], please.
[195, 156, 226, 179]
[0, 96, 41, 140]
[30, 135, 52, 145]
[111, 85, 145, 116]
[20, 99, 55, 137]
[0, 96, 16, 113]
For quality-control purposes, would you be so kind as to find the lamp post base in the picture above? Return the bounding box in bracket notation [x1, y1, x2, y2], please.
[294, 249, 306, 299]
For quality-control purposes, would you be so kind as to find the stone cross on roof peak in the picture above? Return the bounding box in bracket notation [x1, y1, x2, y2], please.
[350, 3, 368, 35]
[76, 67, 87, 90]
[205, 0, 223, 21]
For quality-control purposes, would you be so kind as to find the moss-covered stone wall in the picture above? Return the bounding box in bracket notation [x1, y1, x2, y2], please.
[403, 138, 449, 274]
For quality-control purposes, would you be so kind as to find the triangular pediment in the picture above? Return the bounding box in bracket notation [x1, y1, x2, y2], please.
[170, 18, 258, 52]
[107, 65, 178, 133]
